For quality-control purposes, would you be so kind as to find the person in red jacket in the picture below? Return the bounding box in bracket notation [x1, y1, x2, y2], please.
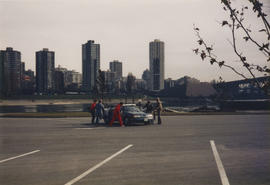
[109, 102, 124, 127]
[90, 99, 97, 124]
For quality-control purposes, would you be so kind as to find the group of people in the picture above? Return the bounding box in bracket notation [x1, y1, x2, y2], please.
[89, 99, 105, 125]
[142, 98, 163, 125]
[90, 100, 124, 126]
[89, 98, 163, 126]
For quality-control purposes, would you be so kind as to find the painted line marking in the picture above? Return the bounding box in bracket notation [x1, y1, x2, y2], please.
[210, 140, 230, 185]
[65, 144, 133, 185]
[0, 150, 40, 164]
[74, 127, 105, 130]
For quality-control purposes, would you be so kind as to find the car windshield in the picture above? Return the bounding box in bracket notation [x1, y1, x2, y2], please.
[124, 106, 141, 112]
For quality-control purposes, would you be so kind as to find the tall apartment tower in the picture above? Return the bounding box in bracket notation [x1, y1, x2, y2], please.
[0, 47, 22, 96]
[149, 39, 165, 91]
[109, 60, 122, 80]
[36, 48, 55, 94]
[0, 53, 3, 96]
[0, 50, 4, 96]
[82, 40, 100, 92]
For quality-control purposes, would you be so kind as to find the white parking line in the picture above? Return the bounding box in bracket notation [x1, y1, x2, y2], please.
[65, 144, 133, 185]
[74, 127, 105, 130]
[210, 140, 230, 185]
[0, 150, 40, 164]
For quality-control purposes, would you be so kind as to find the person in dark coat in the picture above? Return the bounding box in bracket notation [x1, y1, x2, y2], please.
[90, 99, 97, 124]
[143, 101, 153, 113]
[136, 99, 142, 110]
[95, 100, 105, 125]
[154, 98, 163, 124]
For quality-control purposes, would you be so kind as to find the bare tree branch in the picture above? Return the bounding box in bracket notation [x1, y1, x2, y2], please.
[193, 27, 248, 80]
[193, 0, 270, 91]
[227, 4, 269, 57]
[230, 16, 261, 87]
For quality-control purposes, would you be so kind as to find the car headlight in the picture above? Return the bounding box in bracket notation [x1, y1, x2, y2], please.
[133, 115, 140, 118]
[146, 114, 153, 119]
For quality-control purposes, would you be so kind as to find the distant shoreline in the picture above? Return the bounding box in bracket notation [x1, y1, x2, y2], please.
[0, 99, 140, 106]
[0, 99, 92, 106]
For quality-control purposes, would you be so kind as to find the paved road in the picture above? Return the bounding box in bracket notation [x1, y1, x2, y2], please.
[0, 115, 269, 185]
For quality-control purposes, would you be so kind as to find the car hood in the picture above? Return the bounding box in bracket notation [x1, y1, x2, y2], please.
[126, 111, 146, 116]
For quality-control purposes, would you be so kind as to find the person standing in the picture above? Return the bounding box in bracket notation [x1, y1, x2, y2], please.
[90, 99, 97, 124]
[136, 99, 142, 110]
[143, 100, 153, 113]
[95, 100, 105, 125]
[109, 102, 124, 127]
[154, 98, 163, 124]
[143, 100, 154, 124]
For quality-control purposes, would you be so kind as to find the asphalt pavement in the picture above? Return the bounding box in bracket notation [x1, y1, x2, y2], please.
[0, 115, 269, 185]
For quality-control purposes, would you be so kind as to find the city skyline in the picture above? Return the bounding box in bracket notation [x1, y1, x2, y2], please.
[1, 0, 269, 82]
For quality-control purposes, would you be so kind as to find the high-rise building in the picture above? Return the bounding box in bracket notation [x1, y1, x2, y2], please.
[71, 70, 82, 86]
[0, 47, 22, 96]
[55, 65, 82, 91]
[55, 65, 71, 87]
[56, 65, 82, 87]
[104, 70, 116, 92]
[135, 79, 147, 90]
[110, 60, 122, 80]
[82, 40, 100, 92]
[36, 48, 55, 94]
[165, 78, 175, 89]
[25, 69, 35, 80]
[149, 39, 165, 91]
[0, 51, 3, 97]
[22, 69, 35, 95]
[54, 70, 65, 94]
[21, 62, 25, 79]
[142, 69, 151, 90]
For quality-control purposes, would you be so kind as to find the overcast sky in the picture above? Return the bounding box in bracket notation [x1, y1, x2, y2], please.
[1, 0, 269, 82]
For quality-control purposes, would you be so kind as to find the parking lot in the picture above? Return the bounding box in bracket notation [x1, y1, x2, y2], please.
[0, 115, 269, 185]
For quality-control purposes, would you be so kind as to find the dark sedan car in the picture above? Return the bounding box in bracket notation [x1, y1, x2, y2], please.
[104, 104, 154, 125]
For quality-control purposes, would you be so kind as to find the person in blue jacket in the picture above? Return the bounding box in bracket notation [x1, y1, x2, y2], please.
[95, 99, 105, 125]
